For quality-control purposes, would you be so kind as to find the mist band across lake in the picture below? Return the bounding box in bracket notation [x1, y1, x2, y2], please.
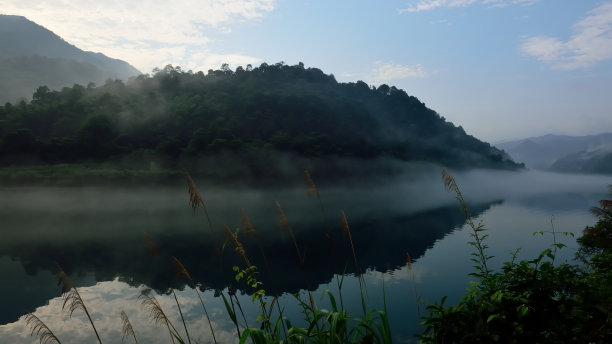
[0, 170, 609, 343]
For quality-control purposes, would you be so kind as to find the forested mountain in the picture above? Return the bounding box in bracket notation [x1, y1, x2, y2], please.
[0, 63, 521, 183]
[551, 146, 612, 173]
[0, 15, 140, 104]
[496, 133, 612, 173]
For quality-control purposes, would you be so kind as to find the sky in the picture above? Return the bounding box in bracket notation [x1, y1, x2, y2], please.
[2, 0, 612, 142]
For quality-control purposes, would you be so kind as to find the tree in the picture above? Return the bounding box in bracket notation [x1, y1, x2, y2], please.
[32, 85, 51, 102]
[76, 116, 117, 159]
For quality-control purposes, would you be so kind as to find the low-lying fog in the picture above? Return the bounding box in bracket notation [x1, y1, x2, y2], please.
[0, 168, 609, 240]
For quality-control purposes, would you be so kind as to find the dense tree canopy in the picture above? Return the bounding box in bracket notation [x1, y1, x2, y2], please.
[0, 62, 522, 180]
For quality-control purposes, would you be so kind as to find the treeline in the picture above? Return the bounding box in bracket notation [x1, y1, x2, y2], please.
[0, 62, 522, 177]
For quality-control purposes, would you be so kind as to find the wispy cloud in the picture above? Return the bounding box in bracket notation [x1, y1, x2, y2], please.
[520, 2, 612, 70]
[400, 0, 540, 13]
[0, 279, 238, 343]
[2, 0, 275, 72]
[368, 62, 435, 84]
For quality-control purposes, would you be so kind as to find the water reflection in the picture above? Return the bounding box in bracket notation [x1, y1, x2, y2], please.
[0, 279, 240, 344]
[1, 172, 608, 343]
[0, 185, 491, 325]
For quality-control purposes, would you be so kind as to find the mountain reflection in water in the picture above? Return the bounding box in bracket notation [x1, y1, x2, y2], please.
[0, 171, 608, 343]
[0, 184, 490, 325]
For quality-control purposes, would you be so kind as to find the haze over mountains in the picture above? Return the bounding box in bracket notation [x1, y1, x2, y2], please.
[8, 15, 610, 180]
[0, 15, 141, 104]
[496, 133, 612, 173]
[0, 61, 524, 185]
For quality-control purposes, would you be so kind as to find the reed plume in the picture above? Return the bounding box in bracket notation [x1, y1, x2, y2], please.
[120, 311, 138, 344]
[224, 225, 282, 337]
[186, 174, 221, 259]
[590, 198, 612, 218]
[139, 291, 182, 344]
[143, 231, 159, 257]
[224, 226, 251, 268]
[56, 264, 102, 344]
[442, 167, 490, 277]
[405, 252, 412, 270]
[304, 170, 345, 311]
[304, 170, 327, 223]
[24, 313, 62, 344]
[240, 209, 272, 276]
[340, 210, 362, 279]
[240, 208, 257, 236]
[275, 201, 317, 311]
[240, 209, 288, 338]
[304, 170, 318, 197]
[172, 256, 217, 344]
[340, 209, 368, 316]
[275, 201, 304, 265]
[186, 174, 204, 212]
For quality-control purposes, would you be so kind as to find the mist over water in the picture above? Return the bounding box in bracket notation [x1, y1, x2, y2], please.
[0, 169, 609, 343]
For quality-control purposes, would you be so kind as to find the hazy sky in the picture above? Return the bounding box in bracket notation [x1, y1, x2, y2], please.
[3, 0, 612, 142]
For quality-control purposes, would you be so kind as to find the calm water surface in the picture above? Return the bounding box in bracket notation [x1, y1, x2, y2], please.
[0, 170, 610, 343]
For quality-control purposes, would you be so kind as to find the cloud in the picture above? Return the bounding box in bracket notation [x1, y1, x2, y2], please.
[368, 62, 435, 84]
[2, 0, 276, 72]
[400, 0, 478, 13]
[184, 52, 262, 73]
[400, 0, 540, 13]
[483, 0, 540, 7]
[520, 2, 612, 70]
[0, 279, 239, 344]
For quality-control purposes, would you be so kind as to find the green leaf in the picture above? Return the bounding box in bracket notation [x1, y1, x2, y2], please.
[517, 304, 529, 318]
[487, 314, 499, 323]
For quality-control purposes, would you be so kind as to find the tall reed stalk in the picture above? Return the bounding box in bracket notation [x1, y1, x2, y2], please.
[340, 210, 367, 315]
[139, 292, 182, 344]
[172, 256, 218, 343]
[275, 201, 305, 266]
[275, 200, 316, 310]
[185, 174, 250, 339]
[141, 231, 192, 344]
[171, 288, 192, 344]
[120, 310, 138, 344]
[240, 208, 288, 338]
[187, 174, 222, 261]
[224, 225, 282, 339]
[442, 168, 491, 278]
[24, 313, 62, 344]
[241, 209, 274, 288]
[304, 170, 345, 311]
[56, 264, 102, 344]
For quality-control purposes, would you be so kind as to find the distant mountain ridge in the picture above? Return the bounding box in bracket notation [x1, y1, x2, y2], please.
[0, 15, 141, 104]
[495, 133, 612, 173]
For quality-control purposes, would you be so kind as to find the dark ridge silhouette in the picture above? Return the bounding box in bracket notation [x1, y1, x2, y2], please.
[0, 62, 521, 184]
[0, 199, 496, 324]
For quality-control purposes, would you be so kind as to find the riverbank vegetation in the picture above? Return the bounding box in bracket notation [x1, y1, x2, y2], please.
[420, 172, 612, 343]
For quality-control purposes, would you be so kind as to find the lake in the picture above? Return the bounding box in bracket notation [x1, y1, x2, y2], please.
[0, 169, 610, 343]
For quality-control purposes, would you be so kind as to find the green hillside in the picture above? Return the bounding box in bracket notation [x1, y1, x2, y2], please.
[0, 63, 522, 184]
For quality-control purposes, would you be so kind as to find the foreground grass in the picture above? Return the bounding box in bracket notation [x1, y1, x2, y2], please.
[22, 170, 612, 343]
[419, 172, 612, 343]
